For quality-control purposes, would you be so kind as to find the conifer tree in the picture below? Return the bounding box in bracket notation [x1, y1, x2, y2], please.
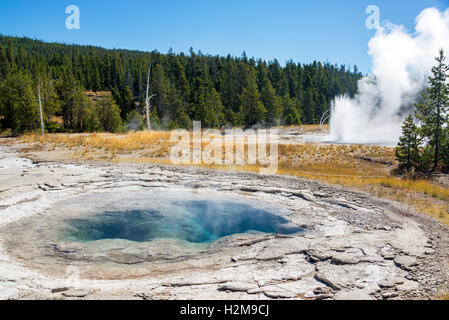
[0, 72, 40, 134]
[261, 80, 282, 126]
[282, 95, 302, 125]
[56, 73, 82, 129]
[440, 129, 449, 170]
[415, 49, 449, 170]
[395, 115, 422, 171]
[240, 72, 266, 127]
[38, 74, 61, 130]
[0, 35, 363, 133]
[151, 64, 170, 119]
[0, 46, 10, 81]
[96, 96, 122, 132]
[112, 85, 134, 119]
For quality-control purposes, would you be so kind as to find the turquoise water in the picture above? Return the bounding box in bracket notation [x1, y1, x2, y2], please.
[62, 200, 303, 243]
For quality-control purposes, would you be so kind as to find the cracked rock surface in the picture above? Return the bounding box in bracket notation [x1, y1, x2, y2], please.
[0, 144, 448, 300]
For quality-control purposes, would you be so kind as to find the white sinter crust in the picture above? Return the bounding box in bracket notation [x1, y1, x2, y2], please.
[0, 144, 448, 300]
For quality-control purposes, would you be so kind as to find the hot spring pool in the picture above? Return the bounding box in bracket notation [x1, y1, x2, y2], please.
[61, 198, 303, 244]
[0, 190, 306, 278]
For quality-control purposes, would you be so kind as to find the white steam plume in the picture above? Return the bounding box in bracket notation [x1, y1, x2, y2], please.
[329, 7, 449, 145]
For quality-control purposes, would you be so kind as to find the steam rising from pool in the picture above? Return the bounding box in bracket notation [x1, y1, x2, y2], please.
[60, 195, 303, 244]
[329, 7, 449, 145]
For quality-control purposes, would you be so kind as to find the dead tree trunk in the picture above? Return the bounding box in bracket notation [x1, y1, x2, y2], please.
[145, 63, 157, 133]
[145, 64, 151, 132]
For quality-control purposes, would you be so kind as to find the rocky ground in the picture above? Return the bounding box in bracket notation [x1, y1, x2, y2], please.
[0, 142, 448, 300]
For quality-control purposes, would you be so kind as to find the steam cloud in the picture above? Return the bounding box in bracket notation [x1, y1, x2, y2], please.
[329, 7, 449, 145]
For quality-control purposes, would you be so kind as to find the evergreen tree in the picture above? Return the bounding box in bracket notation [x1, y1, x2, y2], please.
[440, 128, 449, 170]
[0, 35, 363, 133]
[201, 87, 225, 128]
[261, 80, 282, 126]
[395, 115, 422, 171]
[56, 73, 83, 129]
[91, 65, 101, 93]
[303, 86, 318, 124]
[282, 95, 302, 125]
[173, 105, 191, 129]
[151, 64, 170, 120]
[75, 94, 95, 132]
[165, 85, 191, 129]
[173, 59, 190, 101]
[96, 96, 122, 132]
[150, 108, 162, 130]
[0, 46, 10, 81]
[415, 49, 449, 170]
[112, 85, 134, 119]
[125, 110, 145, 131]
[6, 39, 14, 68]
[0, 72, 40, 134]
[268, 59, 282, 93]
[38, 74, 62, 131]
[239, 72, 266, 127]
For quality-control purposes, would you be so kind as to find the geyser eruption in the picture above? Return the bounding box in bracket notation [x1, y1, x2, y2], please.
[329, 7, 449, 145]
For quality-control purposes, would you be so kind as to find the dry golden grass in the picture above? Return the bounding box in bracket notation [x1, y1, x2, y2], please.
[278, 124, 329, 132]
[273, 147, 449, 226]
[20, 131, 449, 227]
[300, 124, 329, 133]
[23, 131, 170, 149]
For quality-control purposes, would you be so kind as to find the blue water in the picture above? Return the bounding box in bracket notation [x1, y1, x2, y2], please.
[62, 200, 303, 243]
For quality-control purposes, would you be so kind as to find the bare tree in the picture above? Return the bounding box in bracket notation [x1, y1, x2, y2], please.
[37, 82, 44, 135]
[145, 62, 156, 132]
[319, 108, 330, 127]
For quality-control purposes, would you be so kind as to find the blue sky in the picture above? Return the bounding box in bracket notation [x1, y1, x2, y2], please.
[0, 0, 447, 73]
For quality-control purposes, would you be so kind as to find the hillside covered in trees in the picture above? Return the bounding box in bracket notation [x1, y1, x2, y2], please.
[0, 35, 362, 134]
